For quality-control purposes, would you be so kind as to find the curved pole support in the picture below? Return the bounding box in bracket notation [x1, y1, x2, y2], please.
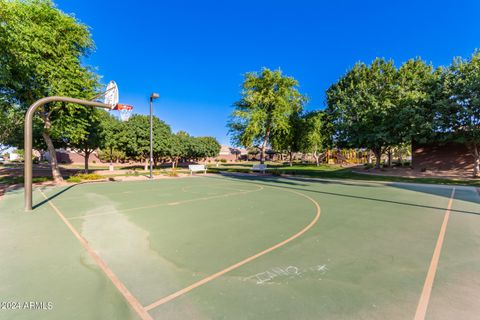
[24, 96, 112, 211]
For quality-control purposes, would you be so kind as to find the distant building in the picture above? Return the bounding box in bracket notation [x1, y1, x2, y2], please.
[42, 148, 101, 164]
[212, 145, 247, 162]
[412, 140, 474, 171]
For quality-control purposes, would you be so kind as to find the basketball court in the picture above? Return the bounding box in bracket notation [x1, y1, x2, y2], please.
[1, 175, 479, 319]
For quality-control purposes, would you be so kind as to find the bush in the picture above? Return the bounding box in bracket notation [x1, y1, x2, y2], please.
[67, 173, 103, 183]
[220, 159, 227, 163]
[168, 168, 178, 177]
[271, 169, 282, 176]
[67, 176, 82, 183]
[78, 173, 102, 180]
[363, 163, 374, 169]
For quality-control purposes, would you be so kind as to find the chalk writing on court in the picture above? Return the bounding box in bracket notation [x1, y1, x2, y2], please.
[244, 264, 328, 285]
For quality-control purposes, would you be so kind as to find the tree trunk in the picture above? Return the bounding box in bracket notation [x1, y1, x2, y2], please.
[289, 152, 293, 166]
[387, 148, 392, 167]
[260, 127, 270, 164]
[42, 130, 63, 183]
[144, 158, 148, 171]
[313, 151, 319, 166]
[84, 150, 90, 174]
[372, 147, 382, 169]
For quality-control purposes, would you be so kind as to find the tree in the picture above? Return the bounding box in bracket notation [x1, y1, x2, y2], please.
[298, 111, 332, 166]
[189, 136, 221, 161]
[68, 110, 103, 173]
[119, 114, 171, 170]
[0, 106, 23, 153]
[326, 58, 403, 168]
[152, 119, 172, 166]
[270, 111, 303, 166]
[166, 132, 188, 168]
[98, 111, 123, 168]
[397, 58, 439, 142]
[228, 68, 307, 164]
[435, 51, 480, 177]
[0, 0, 99, 182]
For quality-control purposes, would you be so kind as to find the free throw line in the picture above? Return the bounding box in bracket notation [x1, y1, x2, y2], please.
[414, 187, 456, 320]
[144, 188, 321, 311]
[39, 190, 154, 320]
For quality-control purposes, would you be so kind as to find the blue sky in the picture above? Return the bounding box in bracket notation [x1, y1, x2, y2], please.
[55, 0, 480, 145]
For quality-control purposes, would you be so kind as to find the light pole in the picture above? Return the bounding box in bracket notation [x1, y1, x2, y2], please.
[149, 93, 160, 179]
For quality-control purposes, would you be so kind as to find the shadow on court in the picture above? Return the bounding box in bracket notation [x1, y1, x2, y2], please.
[210, 173, 480, 216]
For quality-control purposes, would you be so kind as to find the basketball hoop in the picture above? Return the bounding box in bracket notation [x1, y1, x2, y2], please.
[103, 81, 119, 108]
[113, 103, 133, 122]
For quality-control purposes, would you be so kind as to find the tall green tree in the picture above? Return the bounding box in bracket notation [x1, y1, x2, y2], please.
[166, 132, 189, 168]
[189, 136, 221, 161]
[435, 51, 480, 177]
[98, 111, 123, 168]
[397, 58, 439, 142]
[67, 109, 103, 173]
[228, 68, 307, 164]
[0, 106, 23, 153]
[270, 112, 303, 166]
[119, 114, 171, 169]
[326, 58, 403, 168]
[0, 0, 99, 182]
[298, 111, 332, 166]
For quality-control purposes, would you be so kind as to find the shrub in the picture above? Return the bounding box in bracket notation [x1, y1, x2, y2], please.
[78, 173, 102, 180]
[363, 163, 374, 169]
[271, 169, 282, 176]
[220, 159, 227, 163]
[67, 173, 103, 183]
[67, 176, 82, 183]
[168, 168, 178, 177]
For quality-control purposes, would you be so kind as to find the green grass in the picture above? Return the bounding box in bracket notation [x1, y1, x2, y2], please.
[208, 163, 480, 187]
[0, 176, 51, 184]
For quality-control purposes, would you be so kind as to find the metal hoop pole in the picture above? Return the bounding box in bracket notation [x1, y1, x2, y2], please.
[150, 98, 153, 179]
[24, 96, 111, 211]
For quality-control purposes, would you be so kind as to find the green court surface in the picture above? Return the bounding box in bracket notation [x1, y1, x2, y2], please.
[1, 175, 479, 319]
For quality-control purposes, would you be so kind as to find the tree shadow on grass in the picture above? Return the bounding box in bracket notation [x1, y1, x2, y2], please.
[208, 173, 480, 216]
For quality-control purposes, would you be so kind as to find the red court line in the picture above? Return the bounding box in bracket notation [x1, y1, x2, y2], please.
[144, 188, 321, 311]
[39, 190, 154, 320]
[414, 187, 456, 320]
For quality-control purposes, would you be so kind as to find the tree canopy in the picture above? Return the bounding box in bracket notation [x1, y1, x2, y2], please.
[228, 68, 307, 163]
[0, 0, 100, 181]
[435, 51, 480, 176]
[326, 58, 437, 168]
